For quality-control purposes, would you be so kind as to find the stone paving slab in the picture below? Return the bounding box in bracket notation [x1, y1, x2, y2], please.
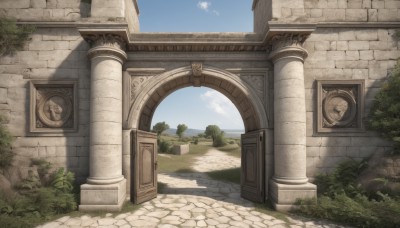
[37, 149, 349, 228]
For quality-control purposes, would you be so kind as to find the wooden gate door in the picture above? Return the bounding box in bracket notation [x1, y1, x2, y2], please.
[131, 130, 158, 204]
[241, 130, 265, 202]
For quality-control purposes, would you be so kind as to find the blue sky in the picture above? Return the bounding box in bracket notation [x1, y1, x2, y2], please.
[139, 0, 253, 130]
[137, 0, 253, 32]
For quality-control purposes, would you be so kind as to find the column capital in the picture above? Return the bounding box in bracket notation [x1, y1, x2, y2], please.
[268, 33, 309, 63]
[84, 34, 128, 63]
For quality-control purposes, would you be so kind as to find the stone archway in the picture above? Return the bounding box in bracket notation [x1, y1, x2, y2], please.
[123, 64, 271, 202]
[127, 65, 269, 132]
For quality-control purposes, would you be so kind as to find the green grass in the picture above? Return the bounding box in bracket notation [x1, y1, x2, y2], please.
[217, 143, 241, 158]
[157, 143, 212, 173]
[206, 168, 241, 184]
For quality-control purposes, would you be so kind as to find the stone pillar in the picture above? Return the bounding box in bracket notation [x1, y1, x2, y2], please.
[79, 34, 127, 211]
[269, 34, 316, 211]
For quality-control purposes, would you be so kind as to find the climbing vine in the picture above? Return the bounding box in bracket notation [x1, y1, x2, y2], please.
[0, 17, 35, 56]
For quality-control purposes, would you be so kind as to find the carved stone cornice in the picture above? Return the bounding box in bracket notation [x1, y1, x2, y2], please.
[270, 33, 309, 51]
[268, 33, 309, 63]
[85, 34, 127, 63]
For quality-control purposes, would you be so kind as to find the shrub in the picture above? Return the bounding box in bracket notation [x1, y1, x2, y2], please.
[0, 115, 13, 170]
[213, 132, 227, 147]
[159, 140, 171, 153]
[0, 17, 35, 56]
[295, 159, 400, 227]
[368, 61, 400, 154]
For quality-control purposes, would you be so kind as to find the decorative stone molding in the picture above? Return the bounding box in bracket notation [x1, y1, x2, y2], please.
[191, 62, 203, 87]
[270, 33, 309, 51]
[130, 76, 154, 100]
[317, 80, 365, 134]
[191, 62, 203, 76]
[84, 34, 127, 63]
[268, 33, 309, 63]
[30, 80, 78, 134]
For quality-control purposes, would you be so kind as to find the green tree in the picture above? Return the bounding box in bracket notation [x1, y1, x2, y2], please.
[0, 17, 35, 56]
[368, 61, 400, 154]
[213, 131, 227, 147]
[152, 121, 169, 137]
[176, 124, 188, 140]
[204, 125, 222, 144]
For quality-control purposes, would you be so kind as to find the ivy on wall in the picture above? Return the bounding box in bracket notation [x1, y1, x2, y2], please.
[0, 17, 35, 56]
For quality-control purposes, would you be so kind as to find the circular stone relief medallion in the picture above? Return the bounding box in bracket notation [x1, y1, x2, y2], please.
[37, 92, 72, 128]
[323, 90, 356, 127]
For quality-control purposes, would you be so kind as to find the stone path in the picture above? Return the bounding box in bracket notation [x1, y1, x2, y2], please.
[192, 148, 240, 172]
[38, 148, 347, 228]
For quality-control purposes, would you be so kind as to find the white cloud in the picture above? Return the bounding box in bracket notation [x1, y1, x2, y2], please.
[200, 90, 235, 117]
[197, 1, 211, 12]
[212, 10, 220, 16]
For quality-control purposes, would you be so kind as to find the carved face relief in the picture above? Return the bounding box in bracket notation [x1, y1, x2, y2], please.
[322, 89, 357, 128]
[30, 81, 78, 134]
[317, 80, 365, 134]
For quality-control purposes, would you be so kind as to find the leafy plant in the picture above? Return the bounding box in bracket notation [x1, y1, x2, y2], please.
[295, 159, 400, 227]
[0, 17, 35, 56]
[368, 61, 400, 154]
[50, 168, 74, 193]
[213, 131, 227, 147]
[0, 114, 13, 170]
[159, 139, 171, 153]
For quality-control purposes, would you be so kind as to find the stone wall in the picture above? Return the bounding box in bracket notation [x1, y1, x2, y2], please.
[0, 27, 91, 183]
[304, 27, 399, 175]
[0, 0, 90, 21]
[172, 144, 190, 155]
[304, 0, 400, 22]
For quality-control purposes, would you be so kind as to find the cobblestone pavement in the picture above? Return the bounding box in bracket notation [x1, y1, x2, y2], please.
[38, 149, 347, 228]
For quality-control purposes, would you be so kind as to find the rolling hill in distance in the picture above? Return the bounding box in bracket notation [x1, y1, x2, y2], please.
[163, 128, 244, 138]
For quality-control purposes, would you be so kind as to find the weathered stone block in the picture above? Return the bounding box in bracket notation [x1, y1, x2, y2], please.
[356, 30, 378, 41]
[315, 41, 330, 51]
[0, 0, 29, 8]
[385, 1, 400, 8]
[336, 41, 348, 50]
[346, 9, 368, 21]
[362, 0, 372, 8]
[326, 51, 345, 60]
[374, 50, 400, 60]
[360, 50, 374, 60]
[349, 41, 370, 50]
[323, 9, 346, 21]
[29, 41, 54, 51]
[377, 9, 399, 21]
[0, 89, 7, 104]
[372, 1, 385, 9]
[310, 9, 323, 18]
[31, 0, 46, 9]
[338, 0, 347, 8]
[368, 9, 378, 21]
[352, 69, 369, 79]
[347, 1, 362, 8]
[270, 181, 317, 212]
[336, 60, 369, 69]
[339, 30, 356, 41]
[345, 50, 361, 60]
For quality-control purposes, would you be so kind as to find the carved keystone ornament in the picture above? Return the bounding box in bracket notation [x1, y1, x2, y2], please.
[30, 80, 78, 134]
[317, 80, 365, 134]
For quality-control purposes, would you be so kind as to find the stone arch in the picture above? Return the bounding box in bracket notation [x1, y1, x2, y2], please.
[127, 65, 269, 132]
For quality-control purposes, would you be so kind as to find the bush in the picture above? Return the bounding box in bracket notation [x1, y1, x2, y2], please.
[295, 159, 400, 227]
[159, 140, 171, 153]
[0, 163, 77, 227]
[368, 61, 400, 154]
[0, 115, 13, 170]
[213, 133, 227, 147]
